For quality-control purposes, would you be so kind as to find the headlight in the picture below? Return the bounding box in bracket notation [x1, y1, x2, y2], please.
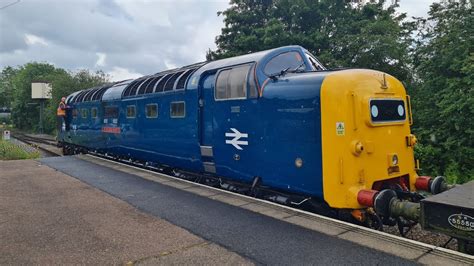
[371, 105, 379, 118]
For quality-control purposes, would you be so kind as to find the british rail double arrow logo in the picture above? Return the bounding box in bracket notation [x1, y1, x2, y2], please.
[225, 128, 248, 150]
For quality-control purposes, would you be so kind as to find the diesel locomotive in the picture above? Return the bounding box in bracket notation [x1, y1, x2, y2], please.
[58, 45, 448, 230]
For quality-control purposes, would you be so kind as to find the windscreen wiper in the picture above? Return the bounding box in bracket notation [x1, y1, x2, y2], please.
[269, 62, 306, 80]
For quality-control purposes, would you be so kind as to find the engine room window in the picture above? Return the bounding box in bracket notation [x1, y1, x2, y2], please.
[126, 105, 136, 118]
[264, 51, 305, 75]
[146, 104, 158, 118]
[72, 109, 78, 119]
[81, 108, 88, 118]
[91, 107, 98, 118]
[215, 64, 250, 100]
[170, 101, 185, 118]
[104, 106, 118, 119]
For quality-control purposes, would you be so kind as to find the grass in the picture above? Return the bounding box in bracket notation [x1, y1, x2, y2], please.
[0, 139, 40, 160]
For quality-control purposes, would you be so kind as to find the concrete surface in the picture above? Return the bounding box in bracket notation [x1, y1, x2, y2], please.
[39, 156, 417, 265]
[0, 160, 251, 265]
[75, 155, 474, 265]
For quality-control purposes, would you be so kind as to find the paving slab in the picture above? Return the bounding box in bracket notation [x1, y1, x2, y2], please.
[0, 160, 250, 265]
[38, 156, 418, 265]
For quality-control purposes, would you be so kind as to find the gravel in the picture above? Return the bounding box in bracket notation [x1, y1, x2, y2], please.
[384, 223, 458, 251]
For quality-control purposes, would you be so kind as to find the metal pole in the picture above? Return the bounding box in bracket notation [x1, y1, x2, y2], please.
[39, 100, 44, 134]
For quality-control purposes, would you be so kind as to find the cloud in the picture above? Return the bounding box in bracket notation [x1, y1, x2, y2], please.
[0, 0, 434, 80]
[95, 52, 106, 67]
[24, 34, 48, 46]
[164, 60, 177, 70]
[0, 0, 229, 78]
[107, 66, 143, 82]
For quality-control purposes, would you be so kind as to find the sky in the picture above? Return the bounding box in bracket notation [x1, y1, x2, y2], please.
[0, 0, 436, 81]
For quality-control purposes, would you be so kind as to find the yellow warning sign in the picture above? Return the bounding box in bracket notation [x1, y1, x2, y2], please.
[336, 122, 345, 136]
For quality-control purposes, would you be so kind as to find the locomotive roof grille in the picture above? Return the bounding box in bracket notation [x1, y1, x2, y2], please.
[123, 80, 140, 97]
[164, 71, 184, 91]
[136, 78, 154, 95]
[89, 89, 101, 101]
[144, 75, 162, 94]
[128, 79, 144, 96]
[71, 83, 117, 103]
[120, 65, 201, 98]
[83, 89, 96, 102]
[74, 90, 89, 103]
[155, 74, 173, 93]
[175, 69, 194, 90]
[69, 46, 312, 102]
[91, 86, 109, 101]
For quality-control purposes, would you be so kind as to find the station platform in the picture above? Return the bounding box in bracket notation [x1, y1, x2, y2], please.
[1, 156, 472, 264]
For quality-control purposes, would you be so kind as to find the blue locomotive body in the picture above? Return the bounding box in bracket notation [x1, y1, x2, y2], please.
[61, 46, 326, 199]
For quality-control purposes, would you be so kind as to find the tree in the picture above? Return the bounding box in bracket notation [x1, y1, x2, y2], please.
[0, 66, 19, 109]
[10, 63, 59, 131]
[210, 0, 414, 82]
[411, 0, 473, 183]
[6, 63, 109, 133]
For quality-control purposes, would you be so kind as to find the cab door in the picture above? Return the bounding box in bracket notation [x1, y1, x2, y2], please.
[199, 63, 260, 182]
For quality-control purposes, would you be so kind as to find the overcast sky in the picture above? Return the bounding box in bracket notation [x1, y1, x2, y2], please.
[0, 0, 436, 81]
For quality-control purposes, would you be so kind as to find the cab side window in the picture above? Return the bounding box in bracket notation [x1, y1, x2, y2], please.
[215, 64, 251, 100]
[264, 51, 305, 75]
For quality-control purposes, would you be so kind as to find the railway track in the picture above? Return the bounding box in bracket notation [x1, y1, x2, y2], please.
[17, 133, 474, 257]
[10, 132, 62, 157]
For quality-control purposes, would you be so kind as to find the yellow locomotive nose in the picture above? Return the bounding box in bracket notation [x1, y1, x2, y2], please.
[320, 69, 417, 209]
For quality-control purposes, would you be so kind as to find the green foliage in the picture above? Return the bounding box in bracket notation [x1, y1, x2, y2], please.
[0, 139, 40, 160]
[210, 0, 414, 81]
[5, 62, 109, 134]
[0, 66, 19, 108]
[411, 0, 473, 183]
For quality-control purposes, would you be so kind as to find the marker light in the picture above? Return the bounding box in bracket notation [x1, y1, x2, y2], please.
[392, 155, 399, 166]
[387, 153, 399, 167]
[397, 105, 405, 117]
